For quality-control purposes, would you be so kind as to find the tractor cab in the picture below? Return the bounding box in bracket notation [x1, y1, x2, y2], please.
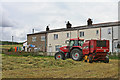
[59, 38, 84, 53]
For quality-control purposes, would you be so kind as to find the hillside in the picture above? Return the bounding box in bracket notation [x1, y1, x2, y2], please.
[0, 41, 23, 45]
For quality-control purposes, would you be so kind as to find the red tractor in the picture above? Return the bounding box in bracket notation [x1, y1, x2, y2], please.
[54, 37, 109, 63]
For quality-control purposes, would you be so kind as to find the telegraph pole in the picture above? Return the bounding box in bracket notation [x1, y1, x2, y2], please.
[112, 26, 113, 53]
[12, 36, 13, 45]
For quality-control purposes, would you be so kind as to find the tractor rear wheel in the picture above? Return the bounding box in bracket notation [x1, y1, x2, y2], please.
[54, 52, 65, 60]
[71, 49, 83, 61]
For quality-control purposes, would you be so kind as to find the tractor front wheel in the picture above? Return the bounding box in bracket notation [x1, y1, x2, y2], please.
[71, 49, 83, 61]
[54, 52, 65, 60]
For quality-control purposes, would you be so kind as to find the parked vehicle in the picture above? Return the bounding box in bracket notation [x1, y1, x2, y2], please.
[54, 37, 109, 63]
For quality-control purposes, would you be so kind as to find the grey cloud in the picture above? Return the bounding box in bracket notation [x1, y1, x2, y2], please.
[1, 14, 19, 27]
[0, 6, 17, 27]
[1, 27, 12, 41]
[1, 2, 118, 42]
[1, 17, 14, 27]
[119, 1, 120, 21]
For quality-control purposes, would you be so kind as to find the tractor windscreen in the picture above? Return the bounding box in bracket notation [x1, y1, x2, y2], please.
[96, 40, 106, 47]
[69, 40, 84, 46]
[78, 40, 84, 46]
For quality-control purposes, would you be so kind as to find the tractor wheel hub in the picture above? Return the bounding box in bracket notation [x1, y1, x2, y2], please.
[72, 53, 79, 60]
[56, 54, 62, 59]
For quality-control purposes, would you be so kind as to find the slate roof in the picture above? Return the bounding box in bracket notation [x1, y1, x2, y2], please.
[27, 21, 120, 36]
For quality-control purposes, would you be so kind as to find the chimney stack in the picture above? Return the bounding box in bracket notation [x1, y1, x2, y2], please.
[46, 26, 49, 31]
[66, 21, 72, 28]
[87, 18, 93, 26]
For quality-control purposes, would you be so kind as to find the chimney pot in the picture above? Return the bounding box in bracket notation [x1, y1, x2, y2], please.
[66, 21, 72, 28]
[46, 26, 49, 31]
[87, 18, 93, 26]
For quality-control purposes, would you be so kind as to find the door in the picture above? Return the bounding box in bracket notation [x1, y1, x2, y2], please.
[49, 46, 52, 56]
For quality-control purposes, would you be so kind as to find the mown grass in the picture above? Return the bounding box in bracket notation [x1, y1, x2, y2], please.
[2, 53, 119, 78]
[2, 53, 82, 77]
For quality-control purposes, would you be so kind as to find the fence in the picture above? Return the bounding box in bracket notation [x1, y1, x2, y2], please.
[38, 52, 55, 56]
[114, 48, 120, 53]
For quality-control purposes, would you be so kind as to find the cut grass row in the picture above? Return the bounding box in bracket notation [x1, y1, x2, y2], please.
[2, 52, 119, 60]
[2, 53, 54, 58]
[2, 53, 82, 72]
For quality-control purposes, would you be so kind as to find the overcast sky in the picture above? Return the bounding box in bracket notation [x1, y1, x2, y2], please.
[0, 0, 119, 42]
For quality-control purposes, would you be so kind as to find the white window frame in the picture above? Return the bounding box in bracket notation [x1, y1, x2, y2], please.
[67, 33, 69, 38]
[41, 36, 45, 41]
[32, 37, 36, 42]
[80, 31, 84, 37]
[55, 45, 62, 51]
[96, 30, 99, 35]
[54, 34, 58, 40]
[108, 28, 111, 34]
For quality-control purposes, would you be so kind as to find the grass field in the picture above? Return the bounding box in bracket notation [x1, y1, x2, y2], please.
[0, 45, 22, 49]
[2, 54, 119, 78]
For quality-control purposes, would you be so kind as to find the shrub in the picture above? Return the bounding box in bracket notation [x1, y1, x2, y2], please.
[8, 47, 14, 52]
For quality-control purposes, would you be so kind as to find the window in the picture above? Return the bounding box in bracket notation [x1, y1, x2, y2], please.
[83, 46, 89, 49]
[80, 32, 84, 37]
[108, 28, 111, 34]
[55, 45, 62, 51]
[32, 37, 36, 42]
[78, 40, 84, 46]
[54, 34, 58, 40]
[96, 40, 106, 47]
[117, 44, 120, 48]
[67, 33, 69, 38]
[69, 40, 75, 46]
[41, 36, 45, 41]
[96, 30, 99, 35]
